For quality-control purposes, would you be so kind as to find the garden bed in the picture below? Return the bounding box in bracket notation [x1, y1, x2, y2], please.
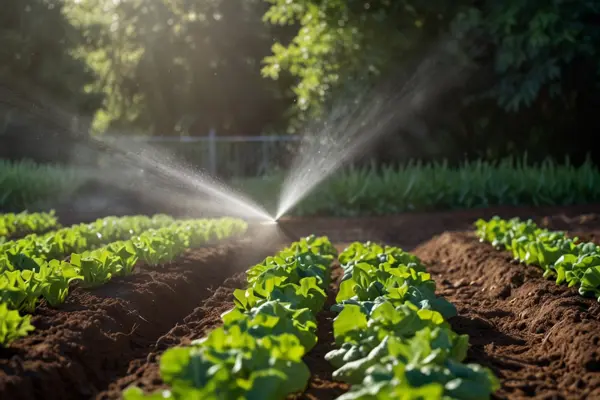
[2, 204, 600, 399]
[0, 240, 281, 400]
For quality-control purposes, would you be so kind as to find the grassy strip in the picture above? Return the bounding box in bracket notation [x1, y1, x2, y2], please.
[235, 156, 600, 216]
[0, 210, 60, 241]
[476, 216, 600, 301]
[326, 242, 499, 399]
[0, 217, 247, 347]
[0, 159, 90, 212]
[123, 235, 336, 399]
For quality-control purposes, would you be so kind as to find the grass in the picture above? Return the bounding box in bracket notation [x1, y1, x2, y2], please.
[3, 155, 600, 217]
[0, 160, 90, 212]
[233, 156, 600, 216]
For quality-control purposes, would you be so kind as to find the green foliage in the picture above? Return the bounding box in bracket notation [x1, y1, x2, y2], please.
[0, 210, 59, 240]
[0, 216, 247, 347]
[263, 0, 600, 159]
[222, 301, 318, 351]
[154, 328, 310, 399]
[123, 235, 335, 399]
[0, 260, 80, 313]
[235, 235, 335, 314]
[452, 1, 600, 112]
[0, 303, 34, 347]
[327, 241, 499, 398]
[0, 269, 45, 312]
[262, 1, 456, 126]
[236, 156, 600, 217]
[476, 216, 600, 301]
[64, 0, 289, 135]
[0, 214, 177, 270]
[0, 160, 91, 212]
[0, 0, 102, 115]
[65, 218, 247, 288]
[332, 242, 455, 319]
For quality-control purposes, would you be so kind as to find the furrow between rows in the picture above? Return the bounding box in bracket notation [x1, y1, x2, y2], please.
[415, 231, 600, 399]
[0, 239, 278, 400]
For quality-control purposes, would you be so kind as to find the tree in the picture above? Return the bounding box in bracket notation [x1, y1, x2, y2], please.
[67, 0, 294, 136]
[262, 0, 600, 163]
[0, 0, 103, 163]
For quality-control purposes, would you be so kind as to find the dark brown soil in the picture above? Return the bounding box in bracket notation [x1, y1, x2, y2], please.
[414, 232, 600, 400]
[96, 272, 246, 399]
[4, 205, 600, 399]
[0, 239, 280, 400]
[99, 258, 350, 399]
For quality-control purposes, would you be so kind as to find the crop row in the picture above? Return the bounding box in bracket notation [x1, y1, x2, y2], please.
[0, 217, 248, 346]
[476, 216, 600, 301]
[0, 214, 178, 271]
[123, 235, 337, 399]
[327, 242, 499, 399]
[0, 210, 59, 241]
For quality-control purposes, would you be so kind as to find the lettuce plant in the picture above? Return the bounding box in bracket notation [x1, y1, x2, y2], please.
[328, 241, 499, 399]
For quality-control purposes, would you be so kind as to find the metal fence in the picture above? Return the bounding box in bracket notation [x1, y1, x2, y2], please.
[108, 131, 302, 177]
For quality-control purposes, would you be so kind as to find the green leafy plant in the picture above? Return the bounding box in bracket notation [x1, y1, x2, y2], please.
[0, 214, 177, 272]
[334, 242, 456, 319]
[476, 216, 600, 301]
[327, 241, 499, 399]
[152, 327, 311, 400]
[123, 235, 335, 399]
[0, 161, 91, 212]
[0, 270, 45, 312]
[0, 303, 35, 347]
[0, 210, 59, 240]
[0, 216, 248, 346]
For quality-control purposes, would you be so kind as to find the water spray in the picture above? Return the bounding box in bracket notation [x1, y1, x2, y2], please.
[274, 39, 472, 218]
[87, 135, 274, 222]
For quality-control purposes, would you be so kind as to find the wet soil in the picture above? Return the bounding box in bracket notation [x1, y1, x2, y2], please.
[3, 204, 600, 399]
[0, 239, 280, 400]
[414, 232, 600, 399]
[99, 258, 350, 399]
[96, 272, 247, 399]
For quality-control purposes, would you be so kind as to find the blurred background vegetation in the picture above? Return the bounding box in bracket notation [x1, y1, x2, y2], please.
[2, 0, 599, 161]
[1, 0, 599, 213]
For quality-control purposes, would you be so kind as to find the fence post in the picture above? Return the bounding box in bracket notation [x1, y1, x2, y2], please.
[208, 128, 217, 175]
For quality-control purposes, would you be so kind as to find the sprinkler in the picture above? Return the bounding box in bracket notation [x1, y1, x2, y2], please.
[259, 218, 298, 242]
[277, 221, 299, 242]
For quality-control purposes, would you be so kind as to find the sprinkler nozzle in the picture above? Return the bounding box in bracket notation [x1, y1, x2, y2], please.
[277, 221, 298, 242]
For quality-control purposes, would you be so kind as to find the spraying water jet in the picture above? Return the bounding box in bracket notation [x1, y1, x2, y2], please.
[275, 39, 473, 218]
[86, 134, 274, 223]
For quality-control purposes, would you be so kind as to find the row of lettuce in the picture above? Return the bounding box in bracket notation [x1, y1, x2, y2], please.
[123, 235, 336, 399]
[327, 242, 499, 399]
[0, 211, 59, 242]
[0, 214, 247, 346]
[476, 216, 600, 301]
[1, 214, 175, 262]
[124, 237, 499, 400]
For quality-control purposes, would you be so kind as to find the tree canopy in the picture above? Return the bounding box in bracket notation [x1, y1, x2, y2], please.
[64, 0, 292, 135]
[263, 0, 600, 160]
[0, 0, 102, 126]
[1, 0, 599, 163]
